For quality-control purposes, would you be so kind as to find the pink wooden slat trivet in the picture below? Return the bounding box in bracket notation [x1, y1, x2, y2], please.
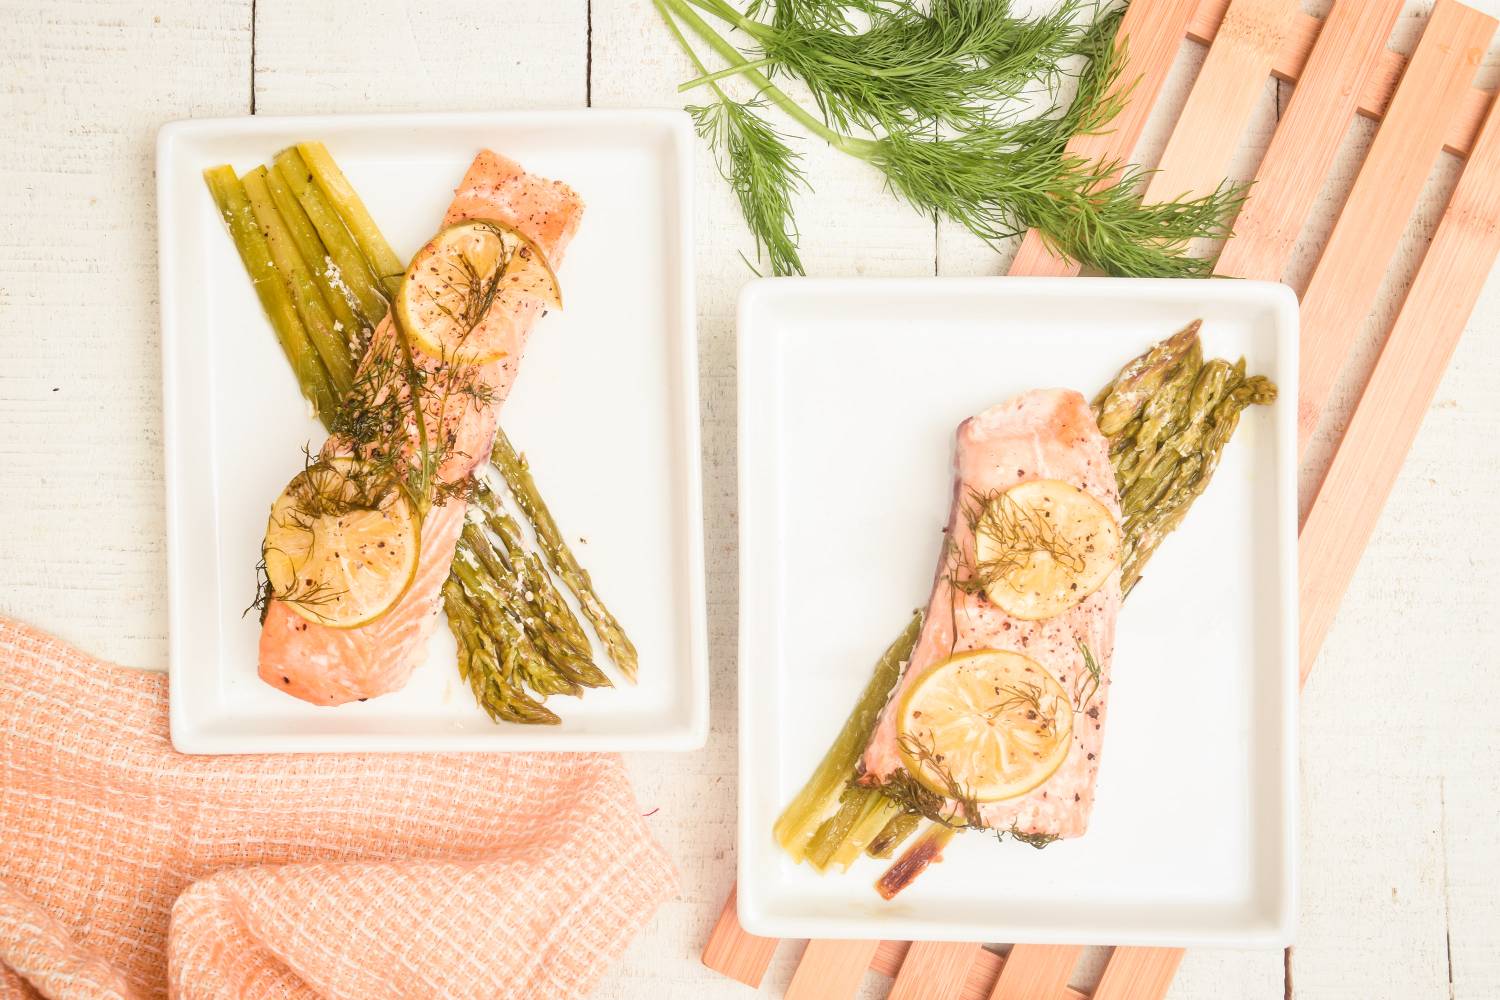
[700, 885, 778, 987]
[784, 939, 878, 1000]
[988, 943, 1084, 1000]
[1300, 57, 1500, 682]
[1215, 0, 1405, 280]
[887, 941, 984, 1000]
[1297, 0, 1498, 451]
[1090, 946, 1187, 1000]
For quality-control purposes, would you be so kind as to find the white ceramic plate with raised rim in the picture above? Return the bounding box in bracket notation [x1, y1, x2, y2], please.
[159, 110, 707, 753]
[737, 277, 1298, 947]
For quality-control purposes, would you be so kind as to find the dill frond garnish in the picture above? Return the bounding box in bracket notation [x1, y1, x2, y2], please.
[1001, 823, 1060, 849]
[950, 487, 1083, 596]
[884, 732, 986, 830]
[1073, 640, 1102, 711]
[652, 0, 1243, 277]
[993, 681, 1060, 738]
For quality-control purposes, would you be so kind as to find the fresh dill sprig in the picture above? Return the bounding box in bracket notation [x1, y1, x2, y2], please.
[1074, 639, 1102, 711]
[653, 0, 1243, 277]
[1001, 823, 1061, 849]
[950, 486, 1084, 596]
[688, 98, 808, 276]
[885, 732, 987, 830]
[702, 0, 1093, 133]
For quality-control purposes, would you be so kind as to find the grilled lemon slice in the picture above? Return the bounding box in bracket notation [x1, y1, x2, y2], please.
[397, 218, 561, 364]
[974, 478, 1120, 621]
[262, 457, 421, 628]
[897, 649, 1074, 804]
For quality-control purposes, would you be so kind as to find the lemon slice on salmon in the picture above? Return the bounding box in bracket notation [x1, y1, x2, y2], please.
[262, 457, 421, 628]
[396, 219, 561, 364]
[897, 649, 1074, 804]
[974, 479, 1121, 621]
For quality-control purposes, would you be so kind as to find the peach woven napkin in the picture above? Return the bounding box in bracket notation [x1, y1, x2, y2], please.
[0, 616, 678, 1000]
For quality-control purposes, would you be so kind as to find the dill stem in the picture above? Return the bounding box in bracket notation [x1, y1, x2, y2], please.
[678, 57, 775, 92]
[657, 0, 875, 157]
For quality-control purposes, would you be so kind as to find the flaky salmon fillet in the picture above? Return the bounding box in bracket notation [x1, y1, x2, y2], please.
[860, 388, 1121, 839]
[259, 151, 584, 705]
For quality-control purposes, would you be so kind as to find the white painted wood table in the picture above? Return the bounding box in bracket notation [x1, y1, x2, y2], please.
[2, 1, 1497, 997]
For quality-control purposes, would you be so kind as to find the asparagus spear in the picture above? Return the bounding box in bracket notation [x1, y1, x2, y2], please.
[449, 546, 577, 706]
[875, 823, 955, 900]
[804, 786, 881, 869]
[1119, 374, 1276, 593]
[491, 429, 640, 683]
[203, 165, 338, 419]
[444, 578, 559, 725]
[826, 795, 904, 870]
[464, 524, 606, 694]
[272, 148, 389, 324]
[299, 141, 406, 297]
[866, 811, 922, 859]
[774, 613, 921, 862]
[1092, 319, 1202, 436]
[242, 167, 356, 401]
[486, 510, 613, 690]
[261, 161, 366, 344]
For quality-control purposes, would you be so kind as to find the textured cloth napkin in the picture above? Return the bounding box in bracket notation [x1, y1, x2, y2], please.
[0, 617, 677, 1000]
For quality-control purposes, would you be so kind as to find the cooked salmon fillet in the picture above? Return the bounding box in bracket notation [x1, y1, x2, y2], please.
[259, 151, 584, 706]
[860, 388, 1121, 839]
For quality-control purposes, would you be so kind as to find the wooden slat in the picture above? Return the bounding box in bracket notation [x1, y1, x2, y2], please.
[1090, 947, 1186, 1000]
[1296, 0, 1497, 453]
[1144, 0, 1301, 203]
[785, 939, 879, 1000]
[988, 944, 1083, 1000]
[1009, 0, 1202, 276]
[887, 941, 983, 1000]
[871, 942, 1091, 1000]
[699, 886, 778, 987]
[1188, 0, 1493, 157]
[1214, 0, 1404, 280]
[1300, 55, 1500, 683]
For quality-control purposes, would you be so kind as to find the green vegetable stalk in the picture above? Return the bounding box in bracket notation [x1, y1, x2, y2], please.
[203, 166, 338, 419]
[242, 166, 356, 400]
[491, 429, 640, 684]
[773, 613, 921, 862]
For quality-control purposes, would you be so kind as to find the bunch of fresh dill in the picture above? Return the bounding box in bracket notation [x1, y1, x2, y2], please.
[652, 0, 1240, 277]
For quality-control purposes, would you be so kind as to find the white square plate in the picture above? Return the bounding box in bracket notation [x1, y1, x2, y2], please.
[737, 277, 1297, 947]
[159, 111, 707, 753]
